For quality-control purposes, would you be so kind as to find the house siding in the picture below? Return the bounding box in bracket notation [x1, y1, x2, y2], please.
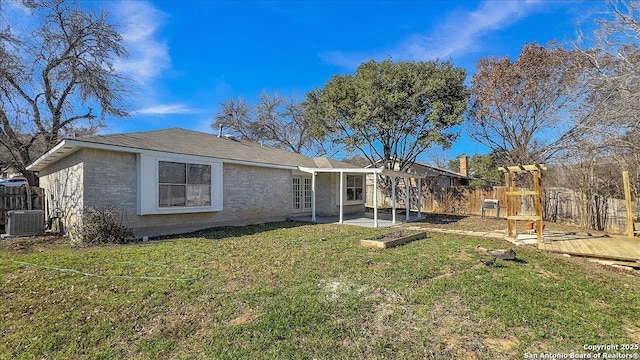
[314, 173, 364, 216]
[38, 149, 85, 233]
[129, 163, 293, 237]
[40, 148, 295, 238]
[83, 149, 137, 212]
[315, 173, 333, 216]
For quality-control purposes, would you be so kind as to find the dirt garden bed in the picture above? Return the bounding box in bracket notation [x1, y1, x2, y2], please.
[360, 229, 428, 249]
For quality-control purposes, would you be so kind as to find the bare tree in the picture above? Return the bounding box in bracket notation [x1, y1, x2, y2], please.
[574, 0, 640, 157]
[212, 93, 331, 156]
[467, 43, 586, 166]
[0, 0, 129, 185]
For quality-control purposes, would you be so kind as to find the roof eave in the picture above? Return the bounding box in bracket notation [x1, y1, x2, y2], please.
[27, 140, 79, 171]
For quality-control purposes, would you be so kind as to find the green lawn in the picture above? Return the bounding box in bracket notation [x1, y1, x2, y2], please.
[1, 222, 639, 359]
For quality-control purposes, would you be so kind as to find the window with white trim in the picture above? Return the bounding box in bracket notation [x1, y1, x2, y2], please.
[158, 161, 211, 207]
[346, 174, 364, 201]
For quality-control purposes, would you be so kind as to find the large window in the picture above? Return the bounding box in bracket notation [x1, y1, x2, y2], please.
[346, 175, 363, 201]
[159, 161, 211, 207]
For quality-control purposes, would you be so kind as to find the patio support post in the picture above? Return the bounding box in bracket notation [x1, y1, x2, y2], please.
[405, 177, 410, 222]
[311, 171, 316, 222]
[373, 172, 378, 228]
[417, 178, 422, 219]
[339, 171, 344, 224]
[392, 176, 397, 225]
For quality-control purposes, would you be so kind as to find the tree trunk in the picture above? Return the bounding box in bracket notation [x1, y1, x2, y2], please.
[23, 169, 39, 187]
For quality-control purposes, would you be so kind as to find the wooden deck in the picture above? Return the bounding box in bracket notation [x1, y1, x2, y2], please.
[539, 231, 640, 263]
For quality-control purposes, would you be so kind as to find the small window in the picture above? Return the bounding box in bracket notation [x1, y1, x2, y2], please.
[346, 175, 364, 201]
[159, 161, 211, 207]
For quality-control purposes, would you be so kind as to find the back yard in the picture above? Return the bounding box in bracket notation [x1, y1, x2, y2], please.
[1, 219, 639, 359]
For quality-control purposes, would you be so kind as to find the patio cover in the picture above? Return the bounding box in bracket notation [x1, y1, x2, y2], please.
[298, 166, 426, 228]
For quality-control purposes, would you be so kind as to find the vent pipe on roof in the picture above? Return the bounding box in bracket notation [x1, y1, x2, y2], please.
[218, 124, 223, 137]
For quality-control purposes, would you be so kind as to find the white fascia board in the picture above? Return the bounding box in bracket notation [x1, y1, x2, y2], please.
[298, 167, 383, 174]
[298, 166, 423, 178]
[27, 140, 78, 171]
[31, 139, 299, 171]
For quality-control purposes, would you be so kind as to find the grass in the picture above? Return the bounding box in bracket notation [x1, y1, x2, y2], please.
[1, 221, 639, 359]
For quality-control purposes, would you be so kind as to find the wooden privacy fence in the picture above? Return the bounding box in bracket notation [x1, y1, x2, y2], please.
[0, 186, 45, 231]
[544, 187, 638, 235]
[366, 182, 637, 235]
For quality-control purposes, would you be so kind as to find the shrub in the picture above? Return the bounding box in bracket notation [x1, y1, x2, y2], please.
[78, 206, 134, 245]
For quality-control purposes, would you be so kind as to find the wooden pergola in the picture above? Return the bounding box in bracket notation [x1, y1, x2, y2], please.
[498, 164, 546, 247]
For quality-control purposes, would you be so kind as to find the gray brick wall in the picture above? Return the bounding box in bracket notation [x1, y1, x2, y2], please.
[315, 172, 365, 216]
[83, 148, 137, 212]
[39, 147, 365, 238]
[40, 148, 296, 237]
[38, 150, 85, 232]
[127, 162, 294, 237]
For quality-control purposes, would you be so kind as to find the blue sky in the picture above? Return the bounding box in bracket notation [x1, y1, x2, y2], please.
[54, 1, 612, 162]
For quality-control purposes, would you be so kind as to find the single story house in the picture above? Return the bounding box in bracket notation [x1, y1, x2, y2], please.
[27, 128, 421, 237]
[365, 156, 471, 209]
[416, 155, 471, 188]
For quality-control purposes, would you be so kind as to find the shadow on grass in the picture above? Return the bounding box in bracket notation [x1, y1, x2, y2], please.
[158, 220, 312, 241]
[414, 213, 469, 225]
[504, 258, 528, 264]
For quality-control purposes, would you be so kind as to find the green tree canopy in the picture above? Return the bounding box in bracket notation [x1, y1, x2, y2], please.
[304, 59, 468, 172]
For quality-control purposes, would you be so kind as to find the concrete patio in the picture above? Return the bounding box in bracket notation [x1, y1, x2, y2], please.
[290, 211, 423, 228]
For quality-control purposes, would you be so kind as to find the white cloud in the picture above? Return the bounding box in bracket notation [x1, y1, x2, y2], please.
[399, 1, 532, 60]
[319, 51, 365, 70]
[322, 0, 545, 68]
[132, 104, 196, 115]
[110, 1, 170, 85]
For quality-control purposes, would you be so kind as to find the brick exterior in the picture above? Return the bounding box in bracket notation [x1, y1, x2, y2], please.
[38, 150, 85, 231]
[315, 172, 365, 216]
[38, 148, 300, 237]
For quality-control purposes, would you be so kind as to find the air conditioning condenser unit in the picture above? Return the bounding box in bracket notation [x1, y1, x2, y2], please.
[6, 210, 44, 236]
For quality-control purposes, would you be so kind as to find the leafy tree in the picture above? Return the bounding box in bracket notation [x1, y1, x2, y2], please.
[304, 59, 468, 172]
[212, 93, 330, 156]
[0, 0, 129, 185]
[467, 43, 586, 166]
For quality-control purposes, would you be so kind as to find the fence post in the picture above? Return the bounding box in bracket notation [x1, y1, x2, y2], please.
[623, 171, 634, 238]
[26, 186, 32, 210]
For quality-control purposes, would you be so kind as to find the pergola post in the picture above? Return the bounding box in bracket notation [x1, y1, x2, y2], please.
[339, 171, 344, 224]
[405, 177, 410, 221]
[392, 176, 397, 225]
[311, 171, 316, 221]
[533, 169, 543, 246]
[373, 172, 378, 228]
[417, 178, 422, 219]
[505, 171, 515, 237]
